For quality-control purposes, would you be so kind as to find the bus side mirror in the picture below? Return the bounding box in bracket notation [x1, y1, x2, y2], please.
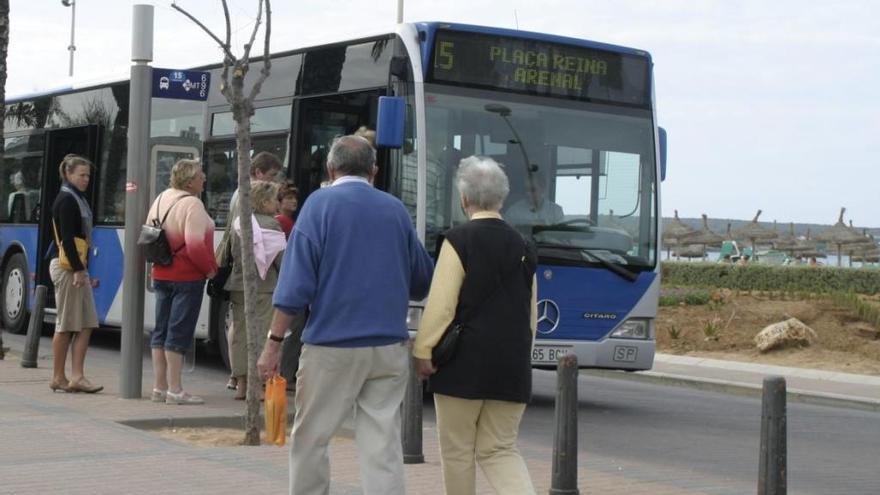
[376, 96, 405, 149]
[658, 126, 667, 181]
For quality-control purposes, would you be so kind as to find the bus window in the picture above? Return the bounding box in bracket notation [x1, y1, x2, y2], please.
[1, 134, 44, 223]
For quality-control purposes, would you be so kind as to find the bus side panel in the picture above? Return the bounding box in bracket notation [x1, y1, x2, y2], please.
[89, 227, 125, 322]
[535, 265, 656, 340]
[98, 228, 211, 340]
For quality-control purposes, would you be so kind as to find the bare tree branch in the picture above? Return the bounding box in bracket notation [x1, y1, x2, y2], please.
[222, 0, 231, 51]
[218, 0, 233, 104]
[241, 0, 264, 65]
[248, 0, 272, 102]
[171, 3, 236, 62]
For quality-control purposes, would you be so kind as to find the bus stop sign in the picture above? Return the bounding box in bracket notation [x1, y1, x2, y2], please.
[152, 68, 210, 101]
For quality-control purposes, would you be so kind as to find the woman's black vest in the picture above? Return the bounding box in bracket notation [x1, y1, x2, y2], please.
[428, 217, 537, 403]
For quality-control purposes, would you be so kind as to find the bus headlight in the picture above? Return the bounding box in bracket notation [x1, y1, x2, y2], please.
[610, 319, 649, 339]
[407, 306, 423, 330]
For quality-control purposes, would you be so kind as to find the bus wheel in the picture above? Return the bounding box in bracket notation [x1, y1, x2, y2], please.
[2, 253, 30, 334]
[210, 297, 232, 371]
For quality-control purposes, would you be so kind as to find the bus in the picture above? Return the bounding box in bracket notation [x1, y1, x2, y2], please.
[0, 22, 665, 370]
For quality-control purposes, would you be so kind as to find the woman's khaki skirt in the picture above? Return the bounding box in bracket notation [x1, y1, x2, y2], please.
[49, 258, 99, 333]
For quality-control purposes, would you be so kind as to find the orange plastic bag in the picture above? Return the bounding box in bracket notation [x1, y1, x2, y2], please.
[264, 374, 288, 446]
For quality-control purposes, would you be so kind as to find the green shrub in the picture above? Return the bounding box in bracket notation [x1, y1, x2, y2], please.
[661, 262, 880, 295]
[659, 287, 711, 306]
[830, 292, 880, 329]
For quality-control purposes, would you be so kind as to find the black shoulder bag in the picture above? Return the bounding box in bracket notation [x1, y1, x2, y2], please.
[137, 193, 191, 266]
[432, 252, 527, 367]
[207, 235, 233, 300]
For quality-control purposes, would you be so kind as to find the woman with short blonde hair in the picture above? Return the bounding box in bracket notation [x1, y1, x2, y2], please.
[169, 159, 202, 190]
[146, 158, 217, 405]
[225, 179, 287, 400]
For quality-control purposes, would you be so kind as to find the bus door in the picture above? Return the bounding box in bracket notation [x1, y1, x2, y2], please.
[292, 90, 383, 201]
[36, 125, 102, 307]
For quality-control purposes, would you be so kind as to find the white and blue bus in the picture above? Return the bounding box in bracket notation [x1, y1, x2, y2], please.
[0, 22, 665, 370]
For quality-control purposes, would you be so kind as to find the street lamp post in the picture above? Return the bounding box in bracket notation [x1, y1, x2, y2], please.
[62, 0, 76, 77]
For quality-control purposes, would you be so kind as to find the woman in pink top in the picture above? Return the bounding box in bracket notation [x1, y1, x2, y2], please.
[146, 159, 217, 405]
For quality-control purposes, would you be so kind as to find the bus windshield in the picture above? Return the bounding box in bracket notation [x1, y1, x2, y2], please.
[422, 85, 657, 269]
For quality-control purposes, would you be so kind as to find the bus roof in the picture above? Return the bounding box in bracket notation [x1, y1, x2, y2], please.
[6, 22, 652, 103]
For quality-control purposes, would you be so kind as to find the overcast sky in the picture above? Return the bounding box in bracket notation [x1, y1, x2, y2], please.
[7, 1, 879, 226]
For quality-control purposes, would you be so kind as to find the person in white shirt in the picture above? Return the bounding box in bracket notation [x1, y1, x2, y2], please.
[503, 171, 564, 226]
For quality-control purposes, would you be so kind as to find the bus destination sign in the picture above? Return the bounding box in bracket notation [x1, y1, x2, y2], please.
[428, 30, 649, 106]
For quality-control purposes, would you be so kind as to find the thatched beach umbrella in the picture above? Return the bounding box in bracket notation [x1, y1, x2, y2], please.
[662, 210, 695, 259]
[846, 230, 878, 266]
[731, 209, 778, 261]
[672, 244, 705, 259]
[679, 214, 724, 260]
[797, 228, 827, 260]
[815, 207, 866, 267]
[773, 222, 813, 256]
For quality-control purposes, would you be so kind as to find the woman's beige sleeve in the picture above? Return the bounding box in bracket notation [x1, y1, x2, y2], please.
[412, 240, 464, 360]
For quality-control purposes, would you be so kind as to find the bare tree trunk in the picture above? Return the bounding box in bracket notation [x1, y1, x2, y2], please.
[175, 0, 272, 445]
[0, 0, 10, 360]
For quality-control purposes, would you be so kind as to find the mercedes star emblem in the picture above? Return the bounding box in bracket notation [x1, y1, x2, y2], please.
[536, 299, 560, 334]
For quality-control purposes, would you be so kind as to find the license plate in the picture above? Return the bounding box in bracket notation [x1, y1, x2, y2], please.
[613, 345, 638, 362]
[531, 345, 571, 364]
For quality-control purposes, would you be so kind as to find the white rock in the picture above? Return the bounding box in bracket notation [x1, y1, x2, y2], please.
[754, 318, 818, 353]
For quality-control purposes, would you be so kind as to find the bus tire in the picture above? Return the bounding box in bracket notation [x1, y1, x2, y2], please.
[2, 253, 30, 334]
[210, 296, 232, 371]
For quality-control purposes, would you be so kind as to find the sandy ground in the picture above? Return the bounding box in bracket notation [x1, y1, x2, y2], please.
[657, 291, 880, 375]
[155, 426, 294, 447]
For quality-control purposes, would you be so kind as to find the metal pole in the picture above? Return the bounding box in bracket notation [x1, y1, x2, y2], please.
[401, 354, 424, 464]
[396, 0, 403, 23]
[550, 354, 579, 495]
[120, 4, 153, 399]
[20, 285, 48, 368]
[68, 0, 76, 77]
[758, 376, 787, 495]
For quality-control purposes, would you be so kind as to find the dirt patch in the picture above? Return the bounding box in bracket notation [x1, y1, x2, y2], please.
[657, 292, 880, 375]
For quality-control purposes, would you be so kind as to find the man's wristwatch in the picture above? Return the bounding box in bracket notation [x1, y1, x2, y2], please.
[267, 331, 284, 343]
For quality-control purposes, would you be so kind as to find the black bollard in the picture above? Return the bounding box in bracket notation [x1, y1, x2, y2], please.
[21, 285, 48, 368]
[758, 376, 787, 495]
[401, 353, 424, 464]
[550, 353, 579, 495]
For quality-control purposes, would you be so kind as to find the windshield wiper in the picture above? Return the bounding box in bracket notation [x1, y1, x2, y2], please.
[535, 243, 639, 283]
[579, 249, 638, 283]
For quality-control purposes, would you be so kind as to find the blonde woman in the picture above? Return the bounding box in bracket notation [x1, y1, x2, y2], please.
[225, 180, 286, 400]
[147, 159, 217, 405]
[49, 154, 102, 394]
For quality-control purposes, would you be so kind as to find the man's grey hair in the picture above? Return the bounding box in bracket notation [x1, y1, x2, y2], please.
[327, 135, 376, 178]
[456, 156, 510, 211]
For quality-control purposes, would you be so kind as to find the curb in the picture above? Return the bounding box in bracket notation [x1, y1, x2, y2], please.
[583, 369, 880, 413]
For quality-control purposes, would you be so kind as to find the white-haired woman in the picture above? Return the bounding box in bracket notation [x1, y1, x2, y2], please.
[413, 156, 538, 495]
[147, 159, 217, 405]
[225, 180, 286, 400]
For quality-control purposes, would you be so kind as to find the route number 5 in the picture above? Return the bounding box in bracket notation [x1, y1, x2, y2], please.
[435, 41, 454, 70]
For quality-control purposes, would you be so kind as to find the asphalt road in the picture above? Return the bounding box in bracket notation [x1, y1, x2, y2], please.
[5, 328, 878, 494]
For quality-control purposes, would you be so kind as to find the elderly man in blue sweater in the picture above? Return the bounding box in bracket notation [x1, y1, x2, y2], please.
[258, 135, 434, 495]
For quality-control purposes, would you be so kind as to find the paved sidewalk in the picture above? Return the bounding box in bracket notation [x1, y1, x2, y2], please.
[0, 347, 729, 495]
[1, 332, 878, 494]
